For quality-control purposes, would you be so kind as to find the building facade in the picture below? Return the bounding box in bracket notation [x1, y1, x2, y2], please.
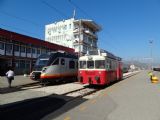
[0, 28, 74, 75]
[45, 18, 101, 55]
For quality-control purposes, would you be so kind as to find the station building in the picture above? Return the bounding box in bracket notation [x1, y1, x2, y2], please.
[45, 18, 101, 55]
[0, 28, 74, 75]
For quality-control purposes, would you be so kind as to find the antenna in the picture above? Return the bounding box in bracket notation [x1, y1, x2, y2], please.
[73, 9, 76, 19]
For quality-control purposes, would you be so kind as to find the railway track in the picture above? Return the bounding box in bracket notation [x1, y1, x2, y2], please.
[10, 71, 140, 96]
[56, 85, 102, 102]
[57, 71, 141, 101]
[15, 82, 42, 89]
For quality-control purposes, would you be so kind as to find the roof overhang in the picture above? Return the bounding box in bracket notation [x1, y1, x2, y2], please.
[73, 19, 102, 31]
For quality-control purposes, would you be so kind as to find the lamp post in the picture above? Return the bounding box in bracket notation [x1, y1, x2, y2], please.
[149, 40, 153, 70]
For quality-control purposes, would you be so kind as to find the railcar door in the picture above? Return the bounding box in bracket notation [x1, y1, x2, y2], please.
[68, 59, 77, 77]
[60, 58, 67, 78]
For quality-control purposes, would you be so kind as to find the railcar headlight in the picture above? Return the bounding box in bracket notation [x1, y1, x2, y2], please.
[99, 71, 101, 74]
[42, 67, 47, 73]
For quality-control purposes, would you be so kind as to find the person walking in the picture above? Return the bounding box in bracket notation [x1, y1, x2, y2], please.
[6, 67, 14, 88]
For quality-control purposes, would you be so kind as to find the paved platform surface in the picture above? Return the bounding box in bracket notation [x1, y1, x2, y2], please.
[0, 75, 37, 88]
[0, 71, 143, 120]
[42, 71, 160, 120]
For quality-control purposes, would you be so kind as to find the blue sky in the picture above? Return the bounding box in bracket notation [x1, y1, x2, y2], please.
[0, 0, 160, 63]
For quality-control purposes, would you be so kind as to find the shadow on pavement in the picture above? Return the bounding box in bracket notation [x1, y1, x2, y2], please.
[0, 78, 77, 94]
[0, 85, 41, 94]
[0, 75, 137, 120]
[0, 94, 87, 120]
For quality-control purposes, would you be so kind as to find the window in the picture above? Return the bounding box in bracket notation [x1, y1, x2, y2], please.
[41, 49, 46, 54]
[37, 49, 40, 54]
[87, 60, 94, 69]
[21, 46, 25, 53]
[32, 48, 36, 54]
[83, 46, 87, 52]
[52, 58, 59, 65]
[20, 60, 25, 68]
[61, 59, 65, 65]
[6, 44, 12, 54]
[79, 61, 86, 69]
[27, 48, 31, 53]
[35, 58, 49, 66]
[26, 61, 30, 69]
[15, 60, 19, 68]
[69, 24, 71, 29]
[69, 60, 75, 69]
[95, 60, 105, 69]
[74, 35, 79, 39]
[0, 42, 4, 50]
[14, 45, 19, 52]
[106, 58, 111, 70]
[64, 25, 67, 30]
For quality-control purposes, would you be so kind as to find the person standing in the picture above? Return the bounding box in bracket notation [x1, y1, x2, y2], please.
[6, 67, 14, 88]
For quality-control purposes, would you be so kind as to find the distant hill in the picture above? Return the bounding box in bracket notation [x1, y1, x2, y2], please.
[122, 60, 149, 69]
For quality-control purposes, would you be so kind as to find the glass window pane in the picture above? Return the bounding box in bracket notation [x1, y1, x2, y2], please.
[0, 42, 4, 50]
[87, 61, 94, 69]
[52, 58, 59, 65]
[32, 48, 35, 53]
[79, 61, 86, 69]
[21, 46, 25, 53]
[61, 59, 65, 65]
[27, 48, 31, 53]
[6, 44, 12, 54]
[14, 45, 19, 52]
[69, 61, 75, 69]
[95, 60, 105, 69]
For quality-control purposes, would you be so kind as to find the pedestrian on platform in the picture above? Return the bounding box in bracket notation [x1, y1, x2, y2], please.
[6, 67, 14, 88]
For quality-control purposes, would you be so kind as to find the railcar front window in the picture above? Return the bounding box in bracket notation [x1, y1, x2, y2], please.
[35, 58, 49, 66]
[95, 60, 105, 69]
[87, 60, 94, 69]
[79, 61, 86, 69]
[52, 58, 59, 65]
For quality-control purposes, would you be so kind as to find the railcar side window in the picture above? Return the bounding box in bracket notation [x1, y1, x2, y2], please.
[69, 60, 75, 69]
[52, 58, 59, 65]
[106, 58, 111, 70]
[79, 61, 86, 69]
[61, 59, 65, 65]
[87, 60, 94, 69]
[95, 60, 105, 69]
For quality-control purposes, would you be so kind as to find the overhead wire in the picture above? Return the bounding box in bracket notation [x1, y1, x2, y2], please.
[68, 0, 121, 55]
[1, 23, 42, 38]
[0, 10, 42, 28]
[68, 0, 93, 19]
[0, 0, 71, 39]
[41, 0, 69, 19]
[0, 10, 43, 38]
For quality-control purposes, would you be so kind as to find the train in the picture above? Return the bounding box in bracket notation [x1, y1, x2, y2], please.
[78, 49, 122, 85]
[30, 51, 78, 83]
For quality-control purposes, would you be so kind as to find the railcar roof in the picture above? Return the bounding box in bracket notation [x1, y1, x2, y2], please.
[39, 51, 78, 59]
[79, 54, 121, 61]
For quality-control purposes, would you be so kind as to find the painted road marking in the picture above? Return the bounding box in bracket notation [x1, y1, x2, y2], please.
[98, 93, 104, 98]
[64, 116, 71, 120]
[103, 93, 107, 96]
[79, 105, 87, 111]
[90, 99, 97, 104]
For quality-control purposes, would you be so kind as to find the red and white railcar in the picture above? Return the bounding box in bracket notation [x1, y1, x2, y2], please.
[78, 49, 122, 85]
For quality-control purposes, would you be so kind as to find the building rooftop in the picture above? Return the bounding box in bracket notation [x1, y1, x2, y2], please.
[73, 19, 102, 31]
[0, 28, 75, 53]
